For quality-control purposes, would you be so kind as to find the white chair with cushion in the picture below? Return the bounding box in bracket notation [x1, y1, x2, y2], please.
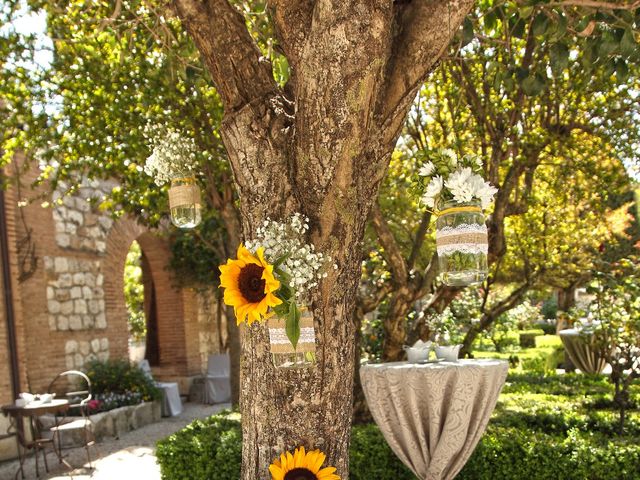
[138, 360, 183, 417]
[203, 354, 231, 404]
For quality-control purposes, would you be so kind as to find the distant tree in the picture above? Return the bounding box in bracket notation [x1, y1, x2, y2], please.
[587, 255, 640, 434]
[357, 0, 640, 360]
[124, 241, 146, 342]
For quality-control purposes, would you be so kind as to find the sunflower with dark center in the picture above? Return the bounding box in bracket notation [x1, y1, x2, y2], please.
[269, 447, 340, 480]
[219, 244, 282, 325]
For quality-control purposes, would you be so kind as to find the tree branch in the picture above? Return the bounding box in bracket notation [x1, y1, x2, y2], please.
[370, 200, 408, 283]
[407, 210, 432, 271]
[538, 0, 640, 9]
[358, 283, 394, 314]
[266, 0, 314, 71]
[172, 0, 278, 112]
[379, 0, 475, 130]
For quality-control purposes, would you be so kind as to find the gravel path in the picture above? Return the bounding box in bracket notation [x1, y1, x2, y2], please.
[0, 402, 230, 480]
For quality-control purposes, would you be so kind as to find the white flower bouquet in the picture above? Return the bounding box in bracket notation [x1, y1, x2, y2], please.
[143, 123, 198, 186]
[246, 213, 329, 307]
[417, 149, 497, 210]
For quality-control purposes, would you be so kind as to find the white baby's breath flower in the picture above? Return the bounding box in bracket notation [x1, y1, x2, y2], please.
[144, 123, 198, 186]
[248, 213, 330, 303]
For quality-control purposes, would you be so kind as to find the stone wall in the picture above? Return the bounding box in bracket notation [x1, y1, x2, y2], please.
[51, 179, 116, 253]
[45, 256, 106, 331]
[65, 338, 110, 369]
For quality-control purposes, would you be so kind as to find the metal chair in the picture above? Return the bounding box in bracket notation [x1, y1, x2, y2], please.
[46, 370, 96, 469]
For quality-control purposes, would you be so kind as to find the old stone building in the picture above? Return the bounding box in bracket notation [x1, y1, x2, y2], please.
[0, 155, 226, 460]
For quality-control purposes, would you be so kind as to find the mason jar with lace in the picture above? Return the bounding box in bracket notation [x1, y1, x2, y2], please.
[435, 199, 488, 286]
[168, 176, 202, 229]
[268, 308, 316, 369]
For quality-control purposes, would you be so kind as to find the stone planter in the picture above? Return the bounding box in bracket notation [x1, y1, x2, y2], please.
[57, 400, 161, 448]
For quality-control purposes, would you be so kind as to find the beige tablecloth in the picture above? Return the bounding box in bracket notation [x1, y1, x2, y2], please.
[559, 329, 607, 374]
[360, 359, 508, 480]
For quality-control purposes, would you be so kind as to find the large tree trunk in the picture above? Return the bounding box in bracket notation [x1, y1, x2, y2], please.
[173, 1, 474, 477]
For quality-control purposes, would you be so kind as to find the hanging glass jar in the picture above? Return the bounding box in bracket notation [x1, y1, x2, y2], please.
[168, 176, 202, 229]
[268, 308, 316, 369]
[435, 199, 488, 286]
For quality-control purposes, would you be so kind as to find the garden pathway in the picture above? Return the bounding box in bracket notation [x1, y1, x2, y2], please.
[0, 402, 230, 480]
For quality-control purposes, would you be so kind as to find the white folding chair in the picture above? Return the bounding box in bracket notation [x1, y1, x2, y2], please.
[138, 360, 183, 417]
[203, 354, 231, 404]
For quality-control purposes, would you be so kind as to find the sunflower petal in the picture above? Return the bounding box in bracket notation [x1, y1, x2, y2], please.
[285, 451, 294, 470]
[309, 450, 326, 473]
[235, 303, 251, 325]
[317, 466, 338, 479]
[238, 244, 261, 265]
[268, 463, 284, 480]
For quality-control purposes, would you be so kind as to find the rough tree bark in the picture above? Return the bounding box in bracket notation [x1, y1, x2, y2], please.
[172, 1, 474, 477]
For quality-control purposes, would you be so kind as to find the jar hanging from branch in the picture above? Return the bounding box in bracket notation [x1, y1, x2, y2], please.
[143, 123, 203, 229]
[435, 199, 488, 286]
[168, 175, 202, 229]
[417, 149, 497, 286]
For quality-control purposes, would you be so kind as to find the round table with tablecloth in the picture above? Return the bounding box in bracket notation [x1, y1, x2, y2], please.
[360, 358, 508, 480]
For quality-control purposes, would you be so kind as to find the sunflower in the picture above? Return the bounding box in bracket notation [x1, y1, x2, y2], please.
[219, 244, 282, 325]
[269, 447, 340, 480]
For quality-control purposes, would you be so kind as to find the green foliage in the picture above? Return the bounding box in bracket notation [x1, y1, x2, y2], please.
[426, 287, 483, 345]
[541, 296, 558, 320]
[349, 424, 415, 480]
[1, 0, 229, 288]
[585, 255, 640, 431]
[168, 210, 223, 287]
[462, 372, 640, 479]
[84, 359, 160, 402]
[156, 412, 242, 480]
[474, 334, 564, 373]
[157, 375, 640, 480]
[506, 301, 544, 329]
[458, 428, 640, 480]
[518, 328, 545, 348]
[124, 241, 145, 342]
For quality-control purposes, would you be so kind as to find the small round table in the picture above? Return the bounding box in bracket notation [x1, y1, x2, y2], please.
[2, 399, 70, 479]
[360, 359, 508, 480]
[559, 328, 607, 374]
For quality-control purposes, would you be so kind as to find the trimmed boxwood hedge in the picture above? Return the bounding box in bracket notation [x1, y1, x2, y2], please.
[156, 412, 640, 480]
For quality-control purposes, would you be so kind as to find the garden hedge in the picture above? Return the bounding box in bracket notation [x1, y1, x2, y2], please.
[156, 411, 640, 480]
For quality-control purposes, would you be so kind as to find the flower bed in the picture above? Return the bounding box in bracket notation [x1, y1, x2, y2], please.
[87, 391, 146, 414]
[85, 359, 161, 409]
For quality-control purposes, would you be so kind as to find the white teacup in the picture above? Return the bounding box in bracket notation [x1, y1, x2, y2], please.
[403, 341, 432, 363]
[435, 345, 462, 362]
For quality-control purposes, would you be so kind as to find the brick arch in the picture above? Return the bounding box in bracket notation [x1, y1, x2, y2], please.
[135, 231, 188, 376]
[102, 217, 147, 362]
[103, 217, 196, 382]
